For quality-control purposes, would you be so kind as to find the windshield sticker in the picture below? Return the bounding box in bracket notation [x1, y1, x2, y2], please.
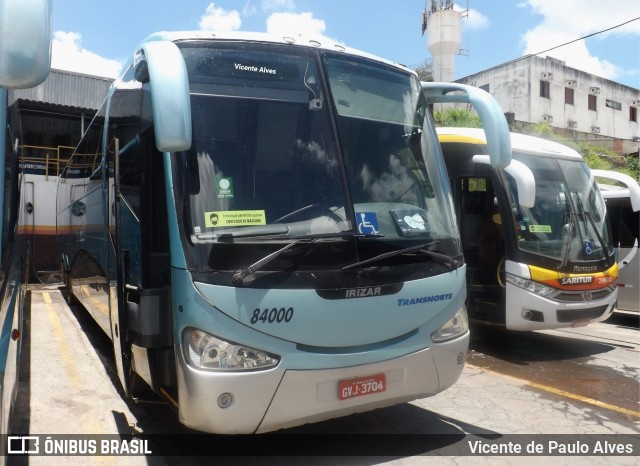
[216, 177, 234, 199]
[390, 209, 430, 236]
[529, 225, 552, 233]
[205, 210, 266, 228]
[584, 241, 593, 255]
[356, 212, 380, 235]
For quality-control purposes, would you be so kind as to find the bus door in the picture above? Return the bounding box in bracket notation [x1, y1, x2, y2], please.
[604, 193, 639, 313]
[457, 176, 505, 322]
[107, 137, 133, 397]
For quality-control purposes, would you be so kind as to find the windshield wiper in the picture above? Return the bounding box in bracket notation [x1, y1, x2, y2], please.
[342, 242, 459, 271]
[215, 225, 290, 241]
[560, 193, 613, 270]
[559, 211, 576, 270]
[232, 240, 304, 286]
[230, 231, 360, 286]
[574, 193, 613, 268]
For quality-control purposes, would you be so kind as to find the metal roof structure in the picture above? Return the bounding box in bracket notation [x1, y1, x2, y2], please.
[8, 68, 113, 111]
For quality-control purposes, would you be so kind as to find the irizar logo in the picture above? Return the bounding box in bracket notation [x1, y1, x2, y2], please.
[559, 276, 594, 285]
[345, 287, 382, 298]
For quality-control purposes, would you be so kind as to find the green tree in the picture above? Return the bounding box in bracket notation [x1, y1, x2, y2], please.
[578, 142, 638, 181]
[432, 108, 482, 128]
[523, 121, 554, 139]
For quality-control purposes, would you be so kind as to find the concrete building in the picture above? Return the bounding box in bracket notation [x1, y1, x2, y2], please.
[9, 69, 113, 276]
[455, 55, 640, 155]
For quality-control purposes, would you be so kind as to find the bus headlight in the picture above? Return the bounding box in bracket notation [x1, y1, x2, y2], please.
[183, 328, 280, 371]
[431, 307, 469, 343]
[505, 273, 555, 297]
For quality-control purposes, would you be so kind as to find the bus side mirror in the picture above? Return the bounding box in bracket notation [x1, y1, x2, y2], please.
[591, 169, 640, 212]
[473, 155, 536, 208]
[0, 0, 52, 89]
[134, 40, 192, 153]
[422, 82, 512, 169]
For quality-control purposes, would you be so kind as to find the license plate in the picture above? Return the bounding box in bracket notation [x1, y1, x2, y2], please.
[572, 318, 590, 328]
[338, 373, 386, 400]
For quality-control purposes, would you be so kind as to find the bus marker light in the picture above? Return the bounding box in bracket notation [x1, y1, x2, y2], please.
[217, 393, 234, 408]
[11, 329, 20, 341]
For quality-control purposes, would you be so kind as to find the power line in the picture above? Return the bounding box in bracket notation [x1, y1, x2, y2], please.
[483, 16, 640, 70]
[528, 16, 640, 59]
[413, 16, 640, 72]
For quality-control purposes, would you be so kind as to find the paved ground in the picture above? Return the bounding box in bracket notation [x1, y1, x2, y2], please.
[8, 287, 639, 465]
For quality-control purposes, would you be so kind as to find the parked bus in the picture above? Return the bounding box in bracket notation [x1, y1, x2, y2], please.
[437, 127, 640, 331]
[0, 0, 52, 456]
[56, 31, 511, 434]
[599, 182, 639, 313]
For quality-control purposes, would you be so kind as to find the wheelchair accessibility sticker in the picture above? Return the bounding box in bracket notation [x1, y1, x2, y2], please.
[356, 212, 380, 235]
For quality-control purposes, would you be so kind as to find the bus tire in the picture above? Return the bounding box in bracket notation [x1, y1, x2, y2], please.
[61, 259, 77, 304]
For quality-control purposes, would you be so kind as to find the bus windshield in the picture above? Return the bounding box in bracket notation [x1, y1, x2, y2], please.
[506, 153, 613, 265]
[172, 42, 459, 279]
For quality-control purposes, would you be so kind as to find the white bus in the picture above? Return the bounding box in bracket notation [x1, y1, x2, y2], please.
[599, 182, 639, 313]
[56, 31, 512, 434]
[437, 127, 640, 330]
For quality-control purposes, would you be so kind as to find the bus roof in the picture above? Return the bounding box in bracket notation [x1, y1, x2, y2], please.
[137, 30, 413, 74]
[436, 127, 583, 161]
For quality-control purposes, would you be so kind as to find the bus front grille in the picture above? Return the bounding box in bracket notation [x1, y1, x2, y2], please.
[556, 305, 609, 323]
[554, 288, 613, 303]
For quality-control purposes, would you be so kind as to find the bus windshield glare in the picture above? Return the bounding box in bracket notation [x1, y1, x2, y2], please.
[505, 152, 613, 264]
[173, 42, 459, 279]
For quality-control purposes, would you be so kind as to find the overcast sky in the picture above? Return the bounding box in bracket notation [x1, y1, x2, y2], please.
[50, 0, 640, 88]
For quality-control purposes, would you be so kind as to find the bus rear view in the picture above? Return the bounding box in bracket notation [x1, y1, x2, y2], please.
[57, 32, 511, 434]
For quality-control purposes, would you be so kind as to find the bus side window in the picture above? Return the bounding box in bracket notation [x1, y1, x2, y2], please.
[617, 203, 638, 248]
[1, 123, 15, 269]
[142, 131, 170, 287]
[460, 177, 490, 252]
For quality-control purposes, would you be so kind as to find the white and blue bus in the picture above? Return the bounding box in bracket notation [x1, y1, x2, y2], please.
[0, 0, 51, 457]
[56, 31, 511, 434]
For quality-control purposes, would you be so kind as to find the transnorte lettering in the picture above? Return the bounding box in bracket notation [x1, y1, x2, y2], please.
[397, 293, 453, 306]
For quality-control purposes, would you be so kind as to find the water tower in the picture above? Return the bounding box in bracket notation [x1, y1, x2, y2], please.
[424, 1, 462, 83]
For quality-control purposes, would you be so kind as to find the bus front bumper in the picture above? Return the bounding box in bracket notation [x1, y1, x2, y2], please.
[505, 283, 616, 331]
[175, 334, 468, 434]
